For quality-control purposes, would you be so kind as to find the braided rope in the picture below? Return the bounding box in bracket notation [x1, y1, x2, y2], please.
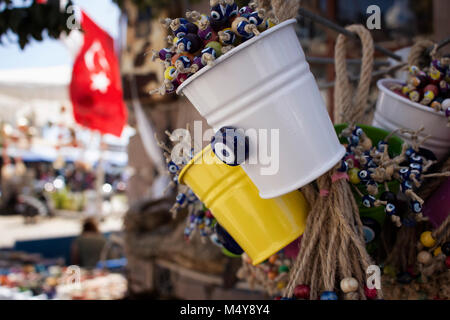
[270, 0, 301, 22]
[407, 39, 436, 68]
[334, 25, 374, 125]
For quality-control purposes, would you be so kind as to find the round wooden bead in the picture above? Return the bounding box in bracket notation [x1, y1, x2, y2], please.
[294, 284, 310, 299]
[420, 231, 436, 248]
[348, 168, 361, 184]
[268, 254, 278, 264]
[442, 242, 450, 256]
[268, 271, 277, 280]
[417, 251, 433, 265]
[320, 291, 338, 300]
[340, 277, 359, 293]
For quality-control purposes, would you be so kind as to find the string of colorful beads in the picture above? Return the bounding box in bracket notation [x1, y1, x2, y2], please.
[337, 125, 448, 228]
[417, 231, 450, 270]
[239, 251, 292, 297]
[389, 58, 450, 126]
[150, 0, 278, 96]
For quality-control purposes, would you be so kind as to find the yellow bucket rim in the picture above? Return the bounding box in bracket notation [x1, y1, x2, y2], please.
[178, 144, 215, 185]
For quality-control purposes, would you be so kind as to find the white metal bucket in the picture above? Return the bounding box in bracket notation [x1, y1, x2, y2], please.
[373, 79, 450, 161]
[177, 19, 345, 199]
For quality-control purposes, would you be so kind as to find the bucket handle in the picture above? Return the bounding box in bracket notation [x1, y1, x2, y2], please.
[334, 24, 374, 125]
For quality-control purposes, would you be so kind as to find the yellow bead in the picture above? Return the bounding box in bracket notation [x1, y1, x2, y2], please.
[277, 281, 286, 290]
[434, 247, 442, 256]
[348, 168, 361, 184]
[420, 231, 436, 248]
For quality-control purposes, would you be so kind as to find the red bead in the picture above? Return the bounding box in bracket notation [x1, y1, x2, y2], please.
[274, 296, 282, 300]
[205, 210, 214, 218]
[294, 284, 310, 299]
[364, 286, 377, 300]
[424, 84, 439, 96]
[445, 256, 450, 269]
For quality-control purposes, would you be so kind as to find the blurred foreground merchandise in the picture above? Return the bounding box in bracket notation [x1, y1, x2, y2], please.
[0, 0, 74, 49]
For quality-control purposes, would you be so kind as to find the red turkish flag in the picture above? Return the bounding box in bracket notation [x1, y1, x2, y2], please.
[69, 11, 127, 137]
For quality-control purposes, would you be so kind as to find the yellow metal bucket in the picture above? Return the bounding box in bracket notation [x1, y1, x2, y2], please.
[178, 145, 309, 265]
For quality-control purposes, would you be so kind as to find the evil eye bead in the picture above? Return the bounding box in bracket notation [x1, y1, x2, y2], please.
[385, 203, 397, 216]
[409, 65, 419, 75]
[362, 195, 376, 208]
[320, 291, 338, 300]
[159, 48, 174, 61]
[215, 223, 244, 255]
[405, 147, 415, 158]
[248, 11, 263, 26]
[409, 90, 420, 102]
[176, 55, 192, 68]
[187, 190, 197, 203]
[358, 169, 370, 182]
[399, 167, 410, 180]
[205, 41, 223, 57]
[176, 193, 186, 205]
[348, 135, 360, 146]
[410, 200, 422, 214]
[209, 233, 223, 248]
[401, 180, 413, 192]
[409, 162, 423, 173]
[219, 28, 236, 45]
[225, 3, 239, 18]
[164, 66, 178, 81]
[177, 34, 202, 53]
[362, 217, 381, 243]
[377, 140, 387, 152]
[167, 161, 179, 174]
[211, 127, 249, 166]
[239, 6, 253, 16]
[409, 153, 423, 164]
[353, 126, 364, 137]
[337, 160, 349, 172]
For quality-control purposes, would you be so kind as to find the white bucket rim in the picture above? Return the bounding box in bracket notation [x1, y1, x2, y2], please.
[176, 18, 298, 95]
[377, 78, 446, 118]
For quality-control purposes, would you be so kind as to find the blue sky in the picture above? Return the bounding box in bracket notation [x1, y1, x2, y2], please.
[0, 0, 121, 70]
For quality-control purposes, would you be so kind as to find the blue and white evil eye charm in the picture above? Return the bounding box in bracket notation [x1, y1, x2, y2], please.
[176, 193, 186, 205]
[337, 160, 349, 172]
[401, 180, 413, 192]
[409, 162, 423, 173]
[358, 169, 370, 182]
[409, 153, 423, 164]
[347, 135, 359, 146]
[410, 200, 422, 214]
[361, 217, 381, 243]
[167, 161, 179, 174]
[238, 6, 253, 17]
[219, 28, 236, 45]
[377, 140, 387, 152]
[362, 195, 376, 208]
[164, 66, 178, 81]
[201, 46, 218, 59]
[176, 55, 192, 69]
[177, 34, 201, 54]
[187, 189, 197, 203]
[385, 203, 397, 216]
[352, 126, 364, 137]
[248, 11, 264, 26]
[399, 167, 410, 180]
[405, 147, 416, 158]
